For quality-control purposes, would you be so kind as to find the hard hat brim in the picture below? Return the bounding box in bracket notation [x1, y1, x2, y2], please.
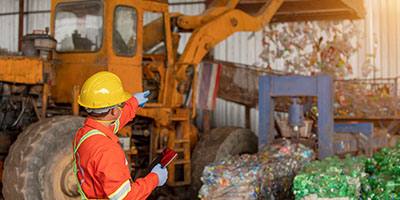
[78, 91, 131, 109]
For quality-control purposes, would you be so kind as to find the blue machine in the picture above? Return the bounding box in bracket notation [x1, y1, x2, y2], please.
[258, 75, 375, 159]
[334, 123, 376, 157]
[259, 75, 334, 159]
[288, 97, 304, 128]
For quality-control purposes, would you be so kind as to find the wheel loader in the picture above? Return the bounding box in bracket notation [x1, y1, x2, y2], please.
[0, 0, 364, 199]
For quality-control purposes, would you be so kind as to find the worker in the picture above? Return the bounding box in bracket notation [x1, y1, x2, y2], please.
[73, 71, 167, 200]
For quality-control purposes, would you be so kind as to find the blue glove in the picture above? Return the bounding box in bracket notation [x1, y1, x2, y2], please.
[151, 164, 168, 186]
[133, 90, 150, 107]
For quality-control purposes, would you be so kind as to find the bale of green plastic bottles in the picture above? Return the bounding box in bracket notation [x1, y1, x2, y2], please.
[293, 155, 366, 200]
[361, 144, 400, 200]
[294, 143, 400, 200]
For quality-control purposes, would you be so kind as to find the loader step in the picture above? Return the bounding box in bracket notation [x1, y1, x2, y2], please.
[155, 148, 184, 154]
[173, 159, 190, 165]
[175, 139, 189, 143]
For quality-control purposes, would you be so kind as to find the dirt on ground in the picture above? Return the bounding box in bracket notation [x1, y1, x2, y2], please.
[148, 185, 193, 200]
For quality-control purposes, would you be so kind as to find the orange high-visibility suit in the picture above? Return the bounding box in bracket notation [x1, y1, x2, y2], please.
[73, 97, 158, 200]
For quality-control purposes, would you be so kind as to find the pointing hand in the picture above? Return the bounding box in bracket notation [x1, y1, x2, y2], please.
[133, 90, 150, 107]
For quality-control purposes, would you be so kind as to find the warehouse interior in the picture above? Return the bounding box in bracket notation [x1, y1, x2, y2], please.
[0, 0, 400, 199]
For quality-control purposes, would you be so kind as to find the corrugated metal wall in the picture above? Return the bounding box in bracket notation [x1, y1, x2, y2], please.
[0, 1, 20, 52]
[24, 0, 51, 36]
[212, 31, 265, 133]
[0, 0, 51, 52]
[168, 0, 205, 54]
[1, 0, 400, 134]
[366, 0, 400, 79]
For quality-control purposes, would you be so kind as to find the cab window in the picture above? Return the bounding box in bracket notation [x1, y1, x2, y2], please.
[113, 6, 138, 57]
[54, 1, 103, 52]
[143, 12, 165, 55]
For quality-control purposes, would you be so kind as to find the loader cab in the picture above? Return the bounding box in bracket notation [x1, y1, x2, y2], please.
[50, 0, 173, 105]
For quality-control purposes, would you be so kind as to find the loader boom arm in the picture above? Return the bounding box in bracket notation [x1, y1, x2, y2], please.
[174, 0, 283, 81]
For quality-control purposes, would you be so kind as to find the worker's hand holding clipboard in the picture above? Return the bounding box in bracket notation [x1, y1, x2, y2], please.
[142, 148, 177, 178]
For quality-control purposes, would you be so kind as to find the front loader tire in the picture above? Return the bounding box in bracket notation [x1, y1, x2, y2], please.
[3, 116, 84, 200]
[190, 127, 258, 196]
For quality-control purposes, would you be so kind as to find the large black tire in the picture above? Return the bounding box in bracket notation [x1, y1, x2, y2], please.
[3, 116, 84, 200]
[190, 127, 258, 196]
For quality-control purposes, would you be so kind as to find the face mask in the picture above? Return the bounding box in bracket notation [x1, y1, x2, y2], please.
[96, 107, 122, 124]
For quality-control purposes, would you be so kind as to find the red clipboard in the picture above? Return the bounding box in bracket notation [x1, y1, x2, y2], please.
[142, 148, 177, 178]
[160, 147, 178, 168]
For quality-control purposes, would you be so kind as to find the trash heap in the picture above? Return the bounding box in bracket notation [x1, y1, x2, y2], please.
[294, 144, 400, 200]
[260, 21, 361, 79]
[293, 155, 366, 200]
[334, 80, 399, 118]
[198, 141, 315, 200]
[361, 145, 400, 199]
[260, 20, 400, 119]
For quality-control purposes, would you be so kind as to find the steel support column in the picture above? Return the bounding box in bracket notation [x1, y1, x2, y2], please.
[18, 0, 24, 52]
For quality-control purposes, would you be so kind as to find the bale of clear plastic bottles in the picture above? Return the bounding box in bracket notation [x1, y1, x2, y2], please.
[198, 141, 315, 200]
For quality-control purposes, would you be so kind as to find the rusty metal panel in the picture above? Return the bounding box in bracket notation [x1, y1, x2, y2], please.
[211, 61, 279, 133]
[271, 0, 365, 22]
[0, 57, 44, 84]
[236, 0, 365, 22]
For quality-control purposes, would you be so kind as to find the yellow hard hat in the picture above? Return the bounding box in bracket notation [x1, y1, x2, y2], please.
[78, 71, 131, 109]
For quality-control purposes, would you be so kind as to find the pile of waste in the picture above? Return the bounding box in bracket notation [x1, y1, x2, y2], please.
[293, 155, 366, 200]
[334, 80, 399, 118]
[260, 20, 361, 79]
[198, 141, 315, 200]
[361, 145, 400, 199]
[294, 144, 400, 200]
[260, 20, 400, 119]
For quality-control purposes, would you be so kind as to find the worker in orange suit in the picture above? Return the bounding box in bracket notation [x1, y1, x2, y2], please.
[73, 71, 168, 200]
